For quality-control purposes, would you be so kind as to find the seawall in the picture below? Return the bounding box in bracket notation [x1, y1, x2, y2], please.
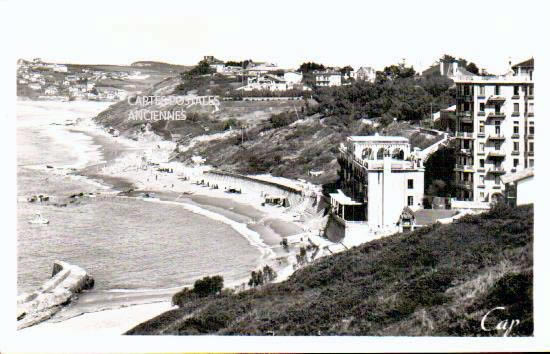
[17, 261, 94, 330]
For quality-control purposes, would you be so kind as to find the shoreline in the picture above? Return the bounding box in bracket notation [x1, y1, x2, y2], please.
[18, 99, 326, 334]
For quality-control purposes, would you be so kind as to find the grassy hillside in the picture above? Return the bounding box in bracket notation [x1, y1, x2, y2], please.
[127, 204, 533, 336]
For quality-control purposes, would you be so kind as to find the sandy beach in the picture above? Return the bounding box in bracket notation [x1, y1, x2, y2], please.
[17, 99, 330, 334]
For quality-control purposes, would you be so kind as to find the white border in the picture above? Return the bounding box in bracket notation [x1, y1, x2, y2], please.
[1, 0, 549, 352]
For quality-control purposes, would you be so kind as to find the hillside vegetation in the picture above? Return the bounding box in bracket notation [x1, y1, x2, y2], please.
[127, 204, 533, 336]
[94, 66, 453, 183]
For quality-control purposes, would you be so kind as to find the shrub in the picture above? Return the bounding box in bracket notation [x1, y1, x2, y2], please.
[194, 275, 224, 297]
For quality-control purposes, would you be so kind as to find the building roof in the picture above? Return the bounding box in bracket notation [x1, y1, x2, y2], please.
[347, 135, 409, 143]
[511, 58, 534, 69]
[330, 190, 362, 206]
[413, 209, 458, 226]
[501, 167, 534, 184]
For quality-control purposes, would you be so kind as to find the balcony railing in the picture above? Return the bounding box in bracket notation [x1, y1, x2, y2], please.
[487, 112, 506, 119]
[458, 148, 473, 155]
[456, 181, 473, 190]
[487, 150, 506, 158]
[487, 95, 506, 103]
[487, 134, 506, 140]
[455, 164, 474, 171]
[488, 166, 506, 174]
[456, 132, 474, 139]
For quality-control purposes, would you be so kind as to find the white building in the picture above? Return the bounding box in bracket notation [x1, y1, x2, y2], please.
[283, 71, 303, 84]
[332, 135, 425, 239]
[354, 66, 376, 83]
[237, 74, 288, 91]
[315, 71, 342, 87]
[454, 58, 534, 205]
[502, 167, 534, 206]
[245, 62, 280, 75]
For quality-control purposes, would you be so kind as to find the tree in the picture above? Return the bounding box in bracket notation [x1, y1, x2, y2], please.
[298, 62, 326, 73]
[193, 275, 224, 297]
[376, 63, 416, 82]
[466, 62, 480, 75]
[186, 59, 215, 77]
[339, 65, 354, 76]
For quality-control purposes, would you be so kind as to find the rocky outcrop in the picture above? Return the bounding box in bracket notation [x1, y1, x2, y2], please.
[17, 261, 94, 329]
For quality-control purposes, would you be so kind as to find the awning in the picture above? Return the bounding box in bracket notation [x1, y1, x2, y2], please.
[329, 190, 362, 206]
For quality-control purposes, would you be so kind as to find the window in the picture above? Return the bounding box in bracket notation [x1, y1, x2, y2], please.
[495, 85, 500, 95]
[464, 102, 470, 112]
[479, 175, 485, 184]
[529, 85, 534, 95]
[513, 86, 519, 95]
[479, 86, 485, 96]
[514, 103, 520, 113]
[480, 159, 485, 168]
[529, 142, 534, 152]
[479, 102, 485, 112]
[407, 196, 414, 206]
[514, 159, 519, 167]
[514, 142, 519, 151]
[480, 192, 485, 200]
[479, 123, 485, 133]
[495, 175, 501, 184]
[408, 179, 414, 189]
[529, 102, 534, 113]
[479, 142, 485, 152]
[529, 159, 534, 167]
[529, 126, 534, 135]
[513, 126, 519, 134]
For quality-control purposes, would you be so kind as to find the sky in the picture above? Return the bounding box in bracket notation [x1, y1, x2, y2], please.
[9, 0, 542, 74]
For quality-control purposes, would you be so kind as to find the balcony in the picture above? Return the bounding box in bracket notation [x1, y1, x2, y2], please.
[455, 164, 474, 172]
[456, 181, 473, 190]
[457, 94, 473, 101]
[487, 134, 506, 141]
[511, 112, 520, 117]
[528, 151, 534, 156]
[477, 111, 486, 116]
[456, 132, 474, 139]
[487, 166, 506, 174]
[458, 148, 473, 156]
[512, 150, 520, 156]
[527, 134, 534, 139]
[487, 150, 506, 158]
[511, 133, 520, 139]
[487, 112, 506, 119]
[512, 95, 520, 100]
[487, 95, 506, 103]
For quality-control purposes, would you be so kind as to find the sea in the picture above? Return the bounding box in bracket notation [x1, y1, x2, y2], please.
[16, 100, 262, 296]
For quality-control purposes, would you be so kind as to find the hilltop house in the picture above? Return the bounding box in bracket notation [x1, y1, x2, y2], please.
[245, 62, 281, 75]
[203, 56, 226, 73]
[355, 66, 376, 83]
[283, 71, 303, 85]
[315, 71, 342, 87]
[236, 74, 288, 91]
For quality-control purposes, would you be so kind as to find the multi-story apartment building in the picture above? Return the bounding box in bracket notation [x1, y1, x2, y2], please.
[454, 58, 534, 204]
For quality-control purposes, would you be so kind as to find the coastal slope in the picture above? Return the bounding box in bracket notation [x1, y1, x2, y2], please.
[127, 204, 533, 336]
